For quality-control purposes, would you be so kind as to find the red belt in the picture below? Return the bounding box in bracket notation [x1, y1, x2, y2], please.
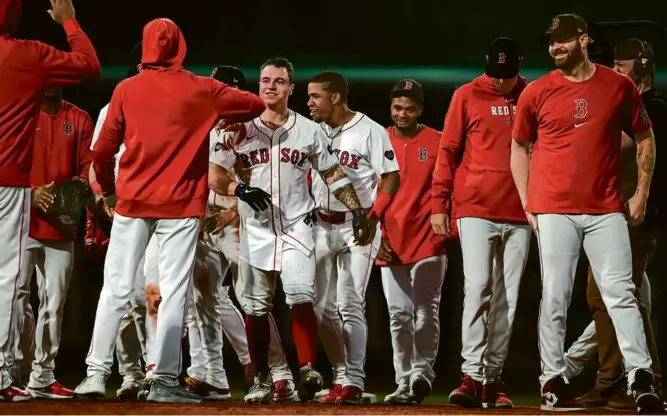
[317, 211, 347, 224]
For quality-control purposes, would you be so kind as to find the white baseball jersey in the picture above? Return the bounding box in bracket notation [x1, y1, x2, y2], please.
[217, 110, 339, 271]
[311, 112, 399, 212]
[208, 129, 237, 211]
[91, 103, 124, 180]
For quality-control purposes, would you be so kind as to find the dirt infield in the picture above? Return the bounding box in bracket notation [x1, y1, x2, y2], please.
[0, 399, 641, 415]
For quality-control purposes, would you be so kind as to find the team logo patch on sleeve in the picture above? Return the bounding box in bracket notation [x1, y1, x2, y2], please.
[640, 108, 651, 125]
[384, 150, 395, 160]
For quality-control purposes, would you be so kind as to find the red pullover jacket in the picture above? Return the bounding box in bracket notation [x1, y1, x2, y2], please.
[0, 0, 100, 187]
[92, 18, 265, 219]
[30, 101, 93, 241]
[432, 74, 527, 223]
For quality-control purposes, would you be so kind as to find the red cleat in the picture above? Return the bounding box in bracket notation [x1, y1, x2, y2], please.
[28, 381, 75, 399]
[0, 385, 32, 402]
[482, 381, 514, 409]
[335, 385, 363, 405]
[449, 375, 482, 408]
[272, 379, 297, 403]
[319, 383, 342, 404]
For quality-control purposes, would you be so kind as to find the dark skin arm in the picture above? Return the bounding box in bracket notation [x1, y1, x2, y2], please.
[374, 171, 401, 258]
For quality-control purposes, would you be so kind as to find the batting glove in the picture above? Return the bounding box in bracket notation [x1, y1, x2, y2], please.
[234, 183, 272, 212]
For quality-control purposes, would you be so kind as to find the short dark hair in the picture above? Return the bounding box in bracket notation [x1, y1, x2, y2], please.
[260, 57, 294, 84]
[127, 41, 142, 78]
[310, 71, 348, 102]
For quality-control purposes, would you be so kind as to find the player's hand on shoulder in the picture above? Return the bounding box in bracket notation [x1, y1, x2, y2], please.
[430, 213, 450, 237]
[48, 0, 76, 24]
[32, 182, 56, 212]
[376, 236, 395, 262]
[222, 122, 248, 146]
[234, 183, 271, 212]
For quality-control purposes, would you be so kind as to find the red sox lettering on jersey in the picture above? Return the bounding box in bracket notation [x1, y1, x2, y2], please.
[217, 110, 338, 271]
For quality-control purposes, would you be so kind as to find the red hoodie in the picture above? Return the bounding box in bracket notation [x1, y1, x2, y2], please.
[0, 0, 101, 187]
[432, 74, 527, 223]
[92, 18, 265, 219]
[30, 101, 93, 241]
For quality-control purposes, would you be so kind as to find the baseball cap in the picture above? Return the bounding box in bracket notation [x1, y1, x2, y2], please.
[390, 79, 424, 105]
[211, 65, 246, 90]
[544, 14, 593, 43]
[485, 37, 522, 79]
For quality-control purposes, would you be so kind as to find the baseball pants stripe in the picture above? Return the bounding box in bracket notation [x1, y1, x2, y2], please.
[536, 213, 652, 389]
[15, 238, 74, 388]
[0, 186, 30, 390]
[380, 255, 447, 384]
[457, 218, 531, 383]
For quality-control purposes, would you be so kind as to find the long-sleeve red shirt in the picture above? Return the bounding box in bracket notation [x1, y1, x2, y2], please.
[92, 18, 265, 219]
[30, 101, 93, 241]
[376, 125, 445, 266]
[0, 0, 101, 187]
[432, 74, 527, 223]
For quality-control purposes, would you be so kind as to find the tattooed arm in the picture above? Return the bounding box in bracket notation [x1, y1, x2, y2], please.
[321, 164, 362, 211]
[634, 128, 656, 199]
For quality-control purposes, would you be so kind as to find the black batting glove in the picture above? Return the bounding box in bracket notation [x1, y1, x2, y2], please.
[234, 183, 272, 212]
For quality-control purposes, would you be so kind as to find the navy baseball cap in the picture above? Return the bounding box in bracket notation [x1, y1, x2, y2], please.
[485, 37, 522, 79]
[544, 14, 593, 43]
[390, 79, 424, 105]
[211, 65, 246, 90]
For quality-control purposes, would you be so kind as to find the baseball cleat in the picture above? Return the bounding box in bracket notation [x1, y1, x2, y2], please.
[272, 379, 298, 402]
[384, 379, 415, 405]
[540, 376, 585, 411]
[410, 373, 431, 404]
[243, 363, 254, 394]
[317, 383, 342, 404]
[74, 373, 107, 398]
[482, 380, 514, 409]
[298, 363, 323, 402]
[137, 377, 152, 401]
[184, 376, 204, 394]
[146, 380, 202, 404]
[199, 383, 232, 401]
[116, 379, 142, 400]
[449, 375, 482, 408]
[631, 369, 663, 414]
[244, 374, 272, 404]
[28, 381, 75, 399]
[335, 385, 363, 405]
[0, 384, 32, 402]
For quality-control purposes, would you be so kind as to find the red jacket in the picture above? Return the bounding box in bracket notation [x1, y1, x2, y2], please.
[432, 74, 527, 223]
[376, 126, 445, 265]
[92, 18, 265, 219]
[30, 101, 93, 241]
[0, 0, 100, 187]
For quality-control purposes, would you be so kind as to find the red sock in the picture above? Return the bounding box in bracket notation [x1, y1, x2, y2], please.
[291, 302, 318, 368]
[245, 315, 270, 376]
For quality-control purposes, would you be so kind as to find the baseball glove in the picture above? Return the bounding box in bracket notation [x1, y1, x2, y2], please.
[44, 179, 96, 226]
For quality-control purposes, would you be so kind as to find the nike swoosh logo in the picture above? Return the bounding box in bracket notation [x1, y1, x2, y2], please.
[574, 122, 587, 128]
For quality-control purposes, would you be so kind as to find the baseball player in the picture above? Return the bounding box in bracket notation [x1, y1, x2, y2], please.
[214, 58, 370, 404]
[75, 18, 265, 404]
[0, 0, 100, 400]
[10, 85, 93, 399]
[308, 71, 401, 404]
[433, 38, 530, 410]
[511, 14, 661, 412]
[376, 80, 446, 405]
[194, 65, 297, 400]
[565, 38, 666, 410]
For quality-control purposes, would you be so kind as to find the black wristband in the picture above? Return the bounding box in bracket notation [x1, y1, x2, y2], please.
[234, 183, 248, 197]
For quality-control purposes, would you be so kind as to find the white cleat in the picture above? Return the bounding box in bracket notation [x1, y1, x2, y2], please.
[244, 374, 272, 405]
[74, 373, 107, 398]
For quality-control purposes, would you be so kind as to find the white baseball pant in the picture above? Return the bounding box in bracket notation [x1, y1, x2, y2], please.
[380, 255, 447, 384]
[115, 259, 148, 384]
[143, 233, 159, 369]
[13, 237, 75, 388]
[536, 213, 652, 389]
[314, 219, 381, 390]
[564, 271, 652, 381]
[85, 213, 199, 387]
[0, 187, 30, 390]
[456, 218, 531, 383]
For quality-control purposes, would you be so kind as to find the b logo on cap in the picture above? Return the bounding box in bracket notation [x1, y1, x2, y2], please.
[404, 81, 414, 90]
[497, 53, 506, 64]
[550, 17, 559, 30]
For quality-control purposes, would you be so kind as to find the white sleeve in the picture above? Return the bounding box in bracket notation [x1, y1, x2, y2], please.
[311, 128, 338, 173]
[369, 125, 399, 176]
[90, 104, 109, 150]
[209, 130, 236, 168]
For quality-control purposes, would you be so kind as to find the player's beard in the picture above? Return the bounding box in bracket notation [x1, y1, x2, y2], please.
[553, 43, 584, 71]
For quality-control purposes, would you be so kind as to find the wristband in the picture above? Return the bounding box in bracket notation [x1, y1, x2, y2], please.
[328, 176, 351, 193]
[369, 191, 392, 221]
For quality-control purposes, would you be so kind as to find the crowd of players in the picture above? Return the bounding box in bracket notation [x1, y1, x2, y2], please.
[0, 0, 666, 413]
